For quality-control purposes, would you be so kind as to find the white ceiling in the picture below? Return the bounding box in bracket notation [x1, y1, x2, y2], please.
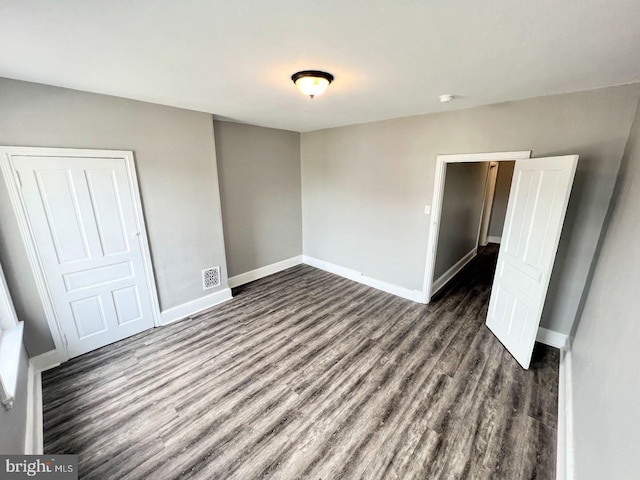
[1, 0, 640, 132]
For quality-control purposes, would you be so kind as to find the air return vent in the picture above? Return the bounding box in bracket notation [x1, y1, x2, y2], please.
[202, 266, 221, 290]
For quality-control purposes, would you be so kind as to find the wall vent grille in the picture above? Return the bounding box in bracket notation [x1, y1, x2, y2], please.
[202, 266, 221, 290]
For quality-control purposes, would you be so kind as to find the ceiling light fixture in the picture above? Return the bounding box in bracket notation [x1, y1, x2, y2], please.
[291, 70, 334, 99]
[439, 94, 455, 103]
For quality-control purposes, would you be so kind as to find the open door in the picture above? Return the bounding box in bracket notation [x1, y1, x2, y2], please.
[486, 155, 578, 369]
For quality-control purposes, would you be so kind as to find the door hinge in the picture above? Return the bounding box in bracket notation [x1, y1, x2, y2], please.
[62, 333, 69, 346]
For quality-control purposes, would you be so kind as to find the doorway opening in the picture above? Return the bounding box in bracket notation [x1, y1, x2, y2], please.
[422, 151, 531, 302]
[430, 160, 516, 297]
[422, 151, 578, 368]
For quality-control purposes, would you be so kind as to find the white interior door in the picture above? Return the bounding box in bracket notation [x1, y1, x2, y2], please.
[14, 153, 157, 357]
[486, 155, 578, 368]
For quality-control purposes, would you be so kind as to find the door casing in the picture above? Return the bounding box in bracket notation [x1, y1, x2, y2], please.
[0, 146, 161, 364]
[478, 162, 499, 247]
[422, 151, 532, 302]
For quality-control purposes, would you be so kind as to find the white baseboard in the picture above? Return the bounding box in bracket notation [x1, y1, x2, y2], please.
[24, 350, 54, 455]
[228, 256, 303, 288]
[0, 322, 24, 409]
[29, 349, 64, 372]
[160, 288, 233, 326]
[536, 327, 568, 349]
[431, 248, 477, 296]
[302, 255, 425, 303]
[536, 328, 573, 480]
[556, 343, 574, 480]
[24, 362, 43, 454]
[487, 235, 502, 244]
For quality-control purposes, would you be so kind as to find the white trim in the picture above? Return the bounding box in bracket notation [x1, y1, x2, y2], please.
[159, 288, 233, 326]
[422, 157, 448, 302]
[422, 151, 531, 303]
[478, 163, 499, 247]
[487, 235, 502, 244]
[535, 327, 568, 349]
[228, 256, 303, 288]
[303, 255, 425, 303]
[431, 248, 477, 296]
[556, 343, 574, 480]
[535, 327, 573, 480]
[24, 362, 43, 454]
[0, 261, 19, 330]
[121, 150, 163, 329]
[0, 146, 163, 363]
[24, 350, 55, 455]
[431, 151, 533, 163]
[24, 349, 61, 454]
[0, 321, 24, 409]
[29, 349, 64, 372]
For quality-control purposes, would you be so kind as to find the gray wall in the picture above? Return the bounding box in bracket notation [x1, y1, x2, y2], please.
[434, 162, 488, 280]
[214, 121, 302, 277]
[488, 161, 515, 238]
[0, 345, 28, 454]
[571, 99, 640, 479]
[301, 84, 640, 334]
[0, 78, 228, 356]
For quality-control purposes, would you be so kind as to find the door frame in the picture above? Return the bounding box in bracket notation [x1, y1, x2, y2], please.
[421, 150, 531, 303]
[0, 146, 162, 363]
[478, 162, 499, 247]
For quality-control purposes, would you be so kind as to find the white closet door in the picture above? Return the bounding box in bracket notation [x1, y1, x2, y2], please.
[15, 154, 156, 357]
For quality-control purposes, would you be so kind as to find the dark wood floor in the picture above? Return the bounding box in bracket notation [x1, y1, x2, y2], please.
[43, 246, 559, 479]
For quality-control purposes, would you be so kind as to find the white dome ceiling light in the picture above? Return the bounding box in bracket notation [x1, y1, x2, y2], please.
[291, 70, 334, 99]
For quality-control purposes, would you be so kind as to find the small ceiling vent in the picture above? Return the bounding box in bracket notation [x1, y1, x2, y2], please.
[202, 266, 221, 290]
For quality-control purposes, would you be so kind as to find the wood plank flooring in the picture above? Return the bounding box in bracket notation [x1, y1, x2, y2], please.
[42, 246, 559, 479]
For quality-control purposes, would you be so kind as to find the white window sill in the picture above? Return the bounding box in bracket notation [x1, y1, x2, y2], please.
[0, 321, 24, 410]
